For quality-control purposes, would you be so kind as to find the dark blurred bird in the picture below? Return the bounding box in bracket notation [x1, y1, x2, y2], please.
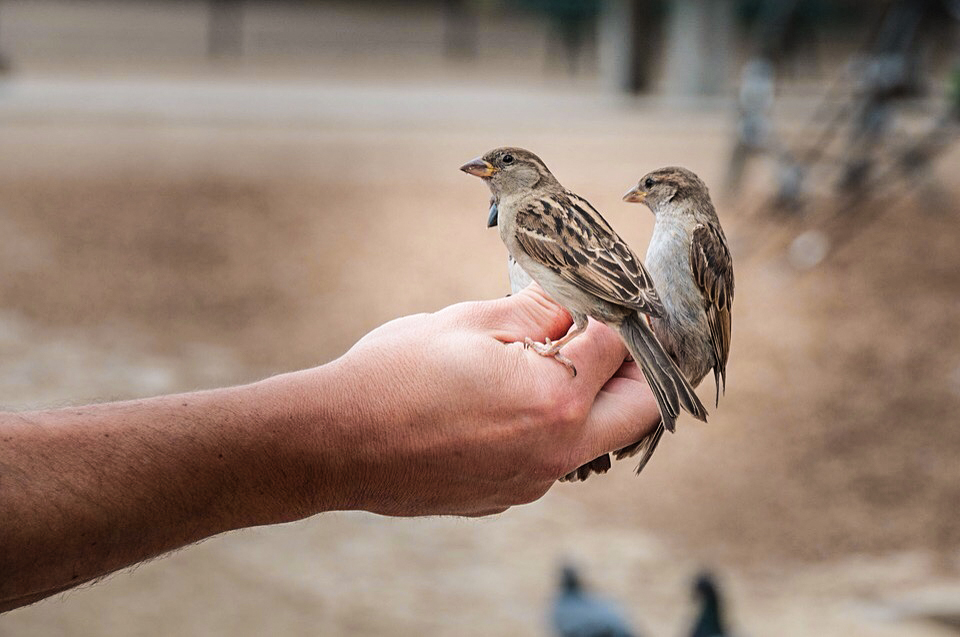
[618, 167, 734, 474]
[460, 148, 707, 482]
[690, 572, 728, 637]
[551, 565, 637, 637]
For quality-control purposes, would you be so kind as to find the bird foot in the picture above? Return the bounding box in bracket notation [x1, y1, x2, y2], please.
[524, 337, 577, 377]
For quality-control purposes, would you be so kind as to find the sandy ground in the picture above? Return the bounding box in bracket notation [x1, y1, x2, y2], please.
[1, 5, 960, 636]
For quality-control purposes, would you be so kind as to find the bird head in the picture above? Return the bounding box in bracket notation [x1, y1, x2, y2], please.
[559, 564, 583, 595]
[623, 166, 709, 216]
[460, 147, 558, 226]
[693, 571, 720, 603]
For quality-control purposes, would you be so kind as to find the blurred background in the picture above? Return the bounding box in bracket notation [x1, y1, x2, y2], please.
[1, 0, 959, 635]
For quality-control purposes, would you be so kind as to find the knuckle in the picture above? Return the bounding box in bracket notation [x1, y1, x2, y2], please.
[524, 381, 557, 419]
[549, 391, 589, 429]
[436, 300, 496, 330]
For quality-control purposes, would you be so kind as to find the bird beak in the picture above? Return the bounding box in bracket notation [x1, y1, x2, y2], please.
[460, 157, 498, 178]
[622, 186, 647, 204]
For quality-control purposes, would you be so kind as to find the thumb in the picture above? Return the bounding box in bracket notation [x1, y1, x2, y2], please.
[485, 283, 573, 344]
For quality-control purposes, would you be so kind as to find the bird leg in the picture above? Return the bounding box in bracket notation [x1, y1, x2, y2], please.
[524, 319, 588, 377]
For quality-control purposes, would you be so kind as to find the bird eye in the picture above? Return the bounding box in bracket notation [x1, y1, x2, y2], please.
[502, 154, 515, 165]
[644, 177, 655, 189]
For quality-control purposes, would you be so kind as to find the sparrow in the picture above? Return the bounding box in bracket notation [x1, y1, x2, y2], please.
[619, 167, 734, 473]
[690, 572, 729, 637]
[551, 564, 636, 637]
[461, 147, 707, 481]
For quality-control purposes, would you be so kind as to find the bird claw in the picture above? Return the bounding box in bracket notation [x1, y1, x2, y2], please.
[524, 337, 577, 377]
[523, 336, 554, 351]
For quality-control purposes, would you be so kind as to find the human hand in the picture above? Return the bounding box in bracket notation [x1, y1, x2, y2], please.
[0, 285, 661, 608]
[285, 284, 661, 518]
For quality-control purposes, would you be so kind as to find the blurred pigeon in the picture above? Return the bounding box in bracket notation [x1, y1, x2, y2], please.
[690, 572, 728, 637]
[551, 565, 636, 637]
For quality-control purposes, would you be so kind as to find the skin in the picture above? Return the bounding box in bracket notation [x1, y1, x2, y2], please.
[0, 285, 659, 612]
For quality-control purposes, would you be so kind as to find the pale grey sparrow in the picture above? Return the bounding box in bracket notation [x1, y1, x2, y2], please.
[619, 167, 734, 473]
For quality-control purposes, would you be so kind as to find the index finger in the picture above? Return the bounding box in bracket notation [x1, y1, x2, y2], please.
[579, 361, 662, 459]
[442, 283, 574, 344]
[542, 318, 628, 398]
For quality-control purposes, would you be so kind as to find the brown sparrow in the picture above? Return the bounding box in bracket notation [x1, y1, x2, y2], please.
[461, 148, 708, 481]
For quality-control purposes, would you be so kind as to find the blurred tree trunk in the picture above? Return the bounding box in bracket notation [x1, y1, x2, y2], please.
[0, 1, 9, 73]
[662, 0, 734, 97]
[443, 0, 479, 59]
[208, 0, 243, 59]
[599, 0, 660, 93]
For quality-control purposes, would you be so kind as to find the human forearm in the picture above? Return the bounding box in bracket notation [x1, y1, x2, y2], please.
[0, 286, 661, 611]
[0, 375, 337, 609]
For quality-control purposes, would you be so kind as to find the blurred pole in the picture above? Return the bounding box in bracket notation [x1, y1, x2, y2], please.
[443, 0, 478, 59]
[662, 0, 734, 97]
[543, 1, 600, 76]
[208, 0, 243, 59]
[599, 0, 659, 93]
[0, 1, 9, 73]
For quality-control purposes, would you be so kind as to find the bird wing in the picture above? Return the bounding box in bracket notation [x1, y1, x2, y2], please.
[690, 222, 734, 404]
[514, 191, 664, 318]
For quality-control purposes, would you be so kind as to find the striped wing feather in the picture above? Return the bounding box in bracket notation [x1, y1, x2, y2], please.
[690, 222, 734, 404]
[514, 192, 665, 318]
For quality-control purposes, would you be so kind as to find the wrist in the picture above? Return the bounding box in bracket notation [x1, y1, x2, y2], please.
[244, 358, 380, 522]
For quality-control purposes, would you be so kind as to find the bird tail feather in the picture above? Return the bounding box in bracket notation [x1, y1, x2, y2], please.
[617, 315, 708, 430]
[559, 453, 611, 482]
[559, 315, 707, 481]
[614, 422, 664, 475]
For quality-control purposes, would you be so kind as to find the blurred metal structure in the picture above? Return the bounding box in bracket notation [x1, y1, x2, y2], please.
[725, 0, 804, 195]
[725, 57, 776, 195]
[730, 0, 960, 222]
